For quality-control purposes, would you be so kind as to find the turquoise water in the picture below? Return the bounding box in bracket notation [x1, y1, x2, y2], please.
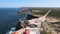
[0, 8, 27, 34]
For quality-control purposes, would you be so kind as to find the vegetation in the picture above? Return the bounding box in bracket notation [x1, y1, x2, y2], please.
[32, 8, 60, 18]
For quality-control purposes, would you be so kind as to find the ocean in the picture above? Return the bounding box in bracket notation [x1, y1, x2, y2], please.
[0, 8, 27, 34]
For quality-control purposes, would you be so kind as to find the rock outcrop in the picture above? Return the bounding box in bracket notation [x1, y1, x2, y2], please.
[27, 14, 38, 20]
[16, 14, 38, 31]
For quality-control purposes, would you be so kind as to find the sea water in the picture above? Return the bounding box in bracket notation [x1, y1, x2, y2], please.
[0, 8, 27, 34]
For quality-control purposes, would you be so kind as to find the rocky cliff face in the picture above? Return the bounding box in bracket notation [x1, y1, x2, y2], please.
[16, 21, 23, 31]
[27, 14, 38, 20]
[16, 14, 38, 31]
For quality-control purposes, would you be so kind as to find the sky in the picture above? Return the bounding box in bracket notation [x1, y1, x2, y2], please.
[0, 0, 60, 8]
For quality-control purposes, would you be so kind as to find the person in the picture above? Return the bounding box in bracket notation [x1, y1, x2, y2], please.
[23, 26, 30, 34]
[12, 32, 18, 34]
